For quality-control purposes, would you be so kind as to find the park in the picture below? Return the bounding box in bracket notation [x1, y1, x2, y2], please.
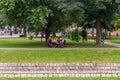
[0, 0, 120, 80]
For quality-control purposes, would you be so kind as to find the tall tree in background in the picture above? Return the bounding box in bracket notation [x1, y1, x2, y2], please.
[80, 0, 120, 45]
[44, 0, 84, 41]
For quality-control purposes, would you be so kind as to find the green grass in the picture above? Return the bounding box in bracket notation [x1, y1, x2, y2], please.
[0, 77, 120, 80]
[109, 40, 120, 44]
[66, 38, 113, 48]
[0, 38, 46, 48]
[107, 36, 120, 44]
[0, 38, 114, 48]
[0, 50, 120, 63]
[110, 36, 120, 40]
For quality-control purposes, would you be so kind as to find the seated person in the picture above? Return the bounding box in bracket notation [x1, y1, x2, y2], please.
[57, 37, 62, 47]
[57, 37, 66, 47]
[52, 38, 58, 47]
[61, 38, 66, 46]
[47, 37, 52, 47]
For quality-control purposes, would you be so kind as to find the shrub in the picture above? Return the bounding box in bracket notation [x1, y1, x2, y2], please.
[28, 32, 34, 40]
[67, 31, 71, 39]
[71, 29, 75, 41]
[74, 28, 80, 42]
[81, 30, 88, 43]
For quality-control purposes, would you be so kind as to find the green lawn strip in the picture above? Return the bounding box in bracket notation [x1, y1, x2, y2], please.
[0, 38, 46, 48]
[0, 50, 120, 63]
[0, 77, 120, 80]
[110, 36, 120, 40]
[108, 40, 120, 44]
[106, 36, 120, 44]
[0, 38, 114, 48]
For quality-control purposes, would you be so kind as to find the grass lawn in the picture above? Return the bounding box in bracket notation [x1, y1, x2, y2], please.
[108, 40, 120, 44]
[0, 38, 114, 48]
[0, 38, 46, 48]
[107, 36, 120, 44]
[0, 50, 120, 63]
[0, 77, 120, 80]
[110, 36, 120, 40]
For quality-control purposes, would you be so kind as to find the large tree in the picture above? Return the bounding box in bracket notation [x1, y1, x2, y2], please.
[42, 0, 84, 41]
[0, 0, 84, 41]
[79, 0, 120, 45]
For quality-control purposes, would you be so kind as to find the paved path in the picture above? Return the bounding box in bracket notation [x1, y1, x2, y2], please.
[0, 48, 119, 50]
[0, 63, 120, 77]
[89, 39, 120, 48]
[105, 41, 120, 48]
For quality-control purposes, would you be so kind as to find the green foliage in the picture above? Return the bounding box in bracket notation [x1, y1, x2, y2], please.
[81, 0, 120, 27]
[0, 0, 51, 28]
[69, 28, 80, 42]
[81, 30, 88, 43]
[0, 0, 84, 35]
[67, 30, 71, 39]
[0, 0, 119, 44]
[114, 19, 120, 29]
[80, 0, 120, 45]
[53, 0, 84, 13]
[27, 6, 52, 28]
[74, 28, 80, 42]
[28, 32, 34, 40]
[71, 30, 75, 41]
[0, 50, 120, 63]
[0, 38, 113, 48]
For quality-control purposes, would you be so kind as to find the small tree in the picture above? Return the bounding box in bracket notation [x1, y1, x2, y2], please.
[81, 29, 88, 43]
[74, 28, 80, 42]
[71, 30, 75, 41]
[67, 30, 71, 39]
[70, 28, 81, 42]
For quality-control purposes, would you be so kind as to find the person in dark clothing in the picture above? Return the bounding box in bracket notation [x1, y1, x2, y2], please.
[61, 38, 66, 46]
[57, 37, 66, 47]
[47, 37, 52, 47]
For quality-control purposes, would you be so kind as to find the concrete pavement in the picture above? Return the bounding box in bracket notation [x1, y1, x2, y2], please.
[0, 63, 120, 77]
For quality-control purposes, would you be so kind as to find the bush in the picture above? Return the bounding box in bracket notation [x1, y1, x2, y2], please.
[28, 32, 34, 40]
[71, 30, 75, 41]
[81, 30, 88, 43]
[67, 31, 71, 39]
[74, 28, 80, 42]
[69, 28, 81, 42]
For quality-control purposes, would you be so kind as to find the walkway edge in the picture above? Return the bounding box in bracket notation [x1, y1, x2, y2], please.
[0, 48, 119, 50]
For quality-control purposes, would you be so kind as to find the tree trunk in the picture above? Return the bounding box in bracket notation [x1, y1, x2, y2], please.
[92, 28, 94, 37]
[105, 29, 108, 39]
[45, 27, 50, 42]
[23, 27, 27, 37]
[45, 16, 53, 42]
[96, 16, 101, 45]
[109, 32, 111, 40]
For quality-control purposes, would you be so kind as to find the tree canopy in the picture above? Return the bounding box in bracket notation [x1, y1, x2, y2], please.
[0, 0, 120, 45]
[80, 0, 120, 45]
[0, 0, 51, 27]
[115, 19, 120, 29]
[0, 0, 84, 40]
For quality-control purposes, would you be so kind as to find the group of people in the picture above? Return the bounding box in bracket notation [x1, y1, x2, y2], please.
[47, 37, 66, 48]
